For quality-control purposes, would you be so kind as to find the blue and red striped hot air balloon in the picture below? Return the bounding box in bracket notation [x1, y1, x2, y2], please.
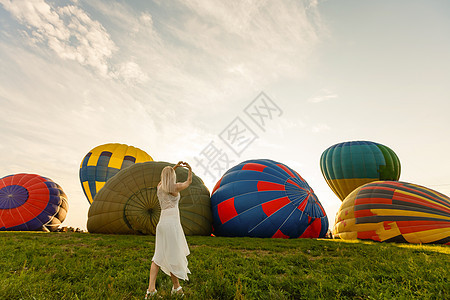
[0, 173, 68, 231]
[211, 159, 328, 238]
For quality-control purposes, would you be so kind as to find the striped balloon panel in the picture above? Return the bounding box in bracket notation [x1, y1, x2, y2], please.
[0, 174, 68, 231]
[320, 141, 401, 201]
[333, 181, 450, 244]
[211, 159, 328, 238]
[79, 143, 153, 204]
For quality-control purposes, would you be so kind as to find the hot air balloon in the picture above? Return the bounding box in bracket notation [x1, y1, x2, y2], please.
[320, 141, 401, 201]
[333, 181, 450, 244]
[0, 173, 68, 231]
[79, 143, 153, 204]
[211, 159, 328, 238]
[87, 161, 212, 235]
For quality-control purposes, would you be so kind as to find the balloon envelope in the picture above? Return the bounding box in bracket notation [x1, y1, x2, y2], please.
[211, 159, 328, 238]
[333, 181, 450, 244]
[320, 141, 401, 201]
[79, 143, 153, 204]
[87, 161, 212, 235]
[0, 173, 68, 231]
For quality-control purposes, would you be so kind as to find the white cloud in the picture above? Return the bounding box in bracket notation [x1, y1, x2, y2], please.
[308, 89, 338, 103]
[0, 0, 153, 85]
[312, 124, 331, 133]
[113, 61, 149, 85]
[173, 0, 323, 80]
[61, 0, 325, 107]
[0, 0, 117, 77]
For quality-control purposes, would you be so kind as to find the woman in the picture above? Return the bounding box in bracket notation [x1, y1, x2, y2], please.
[146, 161, 192, 298]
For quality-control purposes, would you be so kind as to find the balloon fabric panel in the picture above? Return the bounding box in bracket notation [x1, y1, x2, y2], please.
[79, 143, 153, 204]
[320, 141, 401, 201]
[211, 159, 328, 238]
[0, 174, 68, 231]
[87, 161, 212, 235]
[333, 181, 450, 244]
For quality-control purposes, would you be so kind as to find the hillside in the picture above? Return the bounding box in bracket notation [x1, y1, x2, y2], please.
[0, 232, 448, 299]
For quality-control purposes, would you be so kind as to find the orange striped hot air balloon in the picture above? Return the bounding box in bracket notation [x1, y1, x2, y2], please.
[333, 181, 450, 244]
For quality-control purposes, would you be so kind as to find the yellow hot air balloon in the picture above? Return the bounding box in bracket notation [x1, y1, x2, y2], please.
[79, 143, 153, 204]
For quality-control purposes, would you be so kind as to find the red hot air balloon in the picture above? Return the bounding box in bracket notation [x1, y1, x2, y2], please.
[0, 174, 68, 231]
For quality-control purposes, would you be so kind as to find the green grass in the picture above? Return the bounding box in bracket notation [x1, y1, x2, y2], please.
[0, 232, 448, 299]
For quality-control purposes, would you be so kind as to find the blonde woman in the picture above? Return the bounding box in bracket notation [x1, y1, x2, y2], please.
[145, 161, 192, 298]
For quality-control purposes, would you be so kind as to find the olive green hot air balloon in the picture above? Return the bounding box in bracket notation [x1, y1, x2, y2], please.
[87, 161, 212, 235]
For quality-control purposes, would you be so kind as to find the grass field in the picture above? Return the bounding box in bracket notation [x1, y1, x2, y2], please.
[0, 232, 448, 299]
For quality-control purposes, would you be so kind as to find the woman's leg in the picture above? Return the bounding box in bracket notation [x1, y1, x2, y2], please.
[148, 262, 160, 291]
[170, 273, 181, 289]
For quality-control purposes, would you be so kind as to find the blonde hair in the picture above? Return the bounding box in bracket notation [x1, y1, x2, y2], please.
[160, 166, 176, 193]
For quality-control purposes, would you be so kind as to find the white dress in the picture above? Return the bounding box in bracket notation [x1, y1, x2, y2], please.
[152, 186, 191, 280]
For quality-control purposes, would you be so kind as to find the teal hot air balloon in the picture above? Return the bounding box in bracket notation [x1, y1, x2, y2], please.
[320, 141, 401, 201]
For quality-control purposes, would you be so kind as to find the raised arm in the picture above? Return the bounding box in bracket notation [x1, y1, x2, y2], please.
[176, 162, 192, 192]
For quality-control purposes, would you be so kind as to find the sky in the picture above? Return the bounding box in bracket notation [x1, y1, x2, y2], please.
[1, 0, 449, 231]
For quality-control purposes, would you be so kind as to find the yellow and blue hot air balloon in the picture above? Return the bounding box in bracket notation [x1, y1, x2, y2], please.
[79, 143, 153, 204]
[320, 141, 401, 201]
